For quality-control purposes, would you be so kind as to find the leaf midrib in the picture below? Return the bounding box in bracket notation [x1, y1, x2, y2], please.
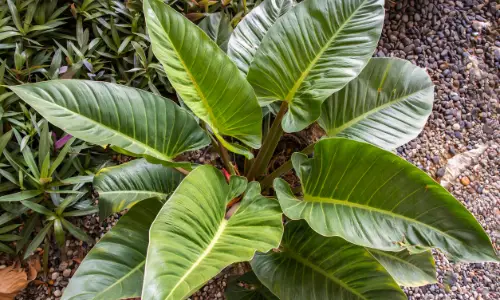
[165, 219, 228, 299]
[303, 195, 460, 243]
[328, 85, 433, 136]
[284, 0, 372, 102]
[283, 248, 368, 300]
[93, 259, 146, 299]
[150, 3, 221, 133]
[14, 87, 171, 161]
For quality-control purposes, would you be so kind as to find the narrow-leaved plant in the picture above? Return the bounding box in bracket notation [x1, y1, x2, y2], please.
[9, 0, 498, 298]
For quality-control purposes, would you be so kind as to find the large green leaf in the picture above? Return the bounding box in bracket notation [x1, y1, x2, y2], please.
[274, 138, 498, 262]
[252, 221, 405, 300]
[198, 12, 233, 52]
[10, 80, 209, 162]
[94, 159, 184, 220]
[142, 166, 283, 300]
[318, 58, 434, 150]
[144, 0, 262, 157]
[227, 0, 294, 75]
[367, 249, 437, 287]
[246, 0, 384, 132]
[62, 200, 162, 300]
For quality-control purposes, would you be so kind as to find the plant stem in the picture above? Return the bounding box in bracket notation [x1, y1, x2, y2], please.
[246, 101, 288, 181]
[175, 167, 190, 176]
[259, 143, 315, 189]
[218, 139, 236, 175]
[204, 123, 236, 175]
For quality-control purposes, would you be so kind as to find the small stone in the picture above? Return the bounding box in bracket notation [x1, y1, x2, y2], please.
[58, 262, 68, 271]
[436, 168, 446, 177]
[460, 177, 470, 186]
[452, 123, 460, 131]
[63, 268, 72, 278]
[53, 290, 62, 297]
[51, 272, 60, 281]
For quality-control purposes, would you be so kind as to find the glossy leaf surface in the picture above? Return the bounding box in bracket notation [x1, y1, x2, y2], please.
[319, 58, 434, 149]
[247, 0, 384, 132]
[198, 13, 233, 52]
[142, 166, 283, 300]
[144, 0, 262, 154]
[62, 200, 162, 300]
[252, 221, 405, 300]
[10, 81, 209, 162]
[228, 0, 294, 75]
[94, 159, 184, 220]
[368, 249, 437, 287]
[274, 138, 498, 262]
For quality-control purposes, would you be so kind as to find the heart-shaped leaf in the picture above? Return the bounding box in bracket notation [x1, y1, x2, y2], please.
[94, 159, 184, 220]
[318, 57, 434, 149]
[10, 81, 209, 163]
[142, 166, 283, 300]
[144, 0, 262, 158]
[228, 0, 294, 75]
[252, 221, 405, 300]
[367, 249, 437, 287]
[274, 138, 498, 262]
[62, 200, 162, 300]
[247, 0, 384, 132]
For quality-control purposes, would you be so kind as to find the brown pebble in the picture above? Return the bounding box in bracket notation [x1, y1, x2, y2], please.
[460, 176, 470, 186]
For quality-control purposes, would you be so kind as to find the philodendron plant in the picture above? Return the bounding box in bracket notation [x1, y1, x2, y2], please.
[8, 0, 498, 298]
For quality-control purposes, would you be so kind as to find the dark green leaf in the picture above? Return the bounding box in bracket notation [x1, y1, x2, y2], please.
[368, 249, 437, 287]
[94, 159, 184, 219]
[198, 13, 233, 52]
[252, 221, 405, 300]
[11, 81, 210, 163]
[62, 200, 162, 300]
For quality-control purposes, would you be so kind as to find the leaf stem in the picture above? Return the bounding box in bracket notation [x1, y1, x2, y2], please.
[203, 123, 236, 175]
[246, 101, 288, 181]
[218, 139, 236, 175]
[175, 167, 190, 176]
[259, 143, 315, 190]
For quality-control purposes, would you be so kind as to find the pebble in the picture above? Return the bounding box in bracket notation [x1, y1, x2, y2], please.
[461, 177, 471, 186]
[51, 272, 59, 281]
[63, 269, 72, 278]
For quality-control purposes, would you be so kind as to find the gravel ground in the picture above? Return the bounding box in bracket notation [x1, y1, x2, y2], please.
[8, 0, 499, 299]
[378, 0, 499, 299]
